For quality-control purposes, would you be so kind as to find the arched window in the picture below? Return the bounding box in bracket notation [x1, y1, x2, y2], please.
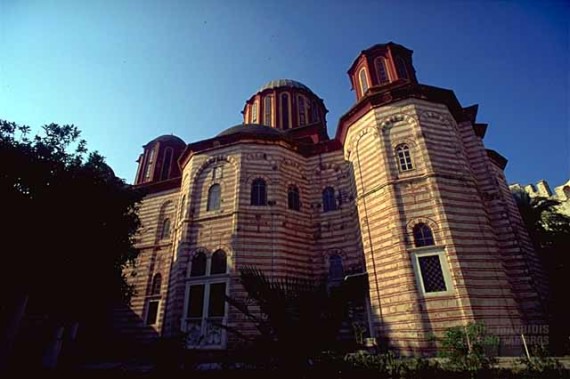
[375, 57, 390, 85]
[328, 254, 344, 280]
[297, 96, 306, 126]
[288, 185, 300, 211]
[263, 96, 272, 126]
[251, 178, 267, 206]
[161, 218, 171, 240]
[207, 184, 221, 211]
[151, 273, 162, 295]
[310, 100, 319, 123]
[252, 101, 258, 123]
[190, 251, 207, 277]
[322, 187, 337, 212]
[179, 195, 186, 220]
[281, 93, 290, 130]
[210, 250, 227, 275]
[396, 144, 414, 171]
[395, 57, 409, 80]
[359, 68, 369, 96]
[160, 147, 173, 181]
[413, 223, 435, 247]
[144, 148, 155, 181]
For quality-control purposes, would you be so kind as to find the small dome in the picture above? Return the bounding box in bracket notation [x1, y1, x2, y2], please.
[217, 123, 286, 138]
[146, 134, 186, 146]
[257, 79, 314, 95]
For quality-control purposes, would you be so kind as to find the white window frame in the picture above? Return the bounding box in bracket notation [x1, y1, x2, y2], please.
[396, 144, 414, 172]
[411, 248, 453, 297]
[182, 252, 230, 349]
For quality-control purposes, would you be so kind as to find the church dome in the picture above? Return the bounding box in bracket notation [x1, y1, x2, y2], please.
[242, 78, 328, 132]
[217, 123, 286, 138]
[257, 79, 315, 95]
[145, 134, 186, 147]
[134, 134, 186, 185]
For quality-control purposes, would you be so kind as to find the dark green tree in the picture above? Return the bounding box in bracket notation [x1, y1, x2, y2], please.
[224, 266, 349, 369]
[513, 189, 570, 353]
[0, 120, 143, 367]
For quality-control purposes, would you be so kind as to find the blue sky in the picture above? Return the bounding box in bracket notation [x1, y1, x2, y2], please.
[1, 0, 568, 187]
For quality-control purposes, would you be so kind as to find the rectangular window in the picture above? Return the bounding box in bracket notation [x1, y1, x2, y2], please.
[146, 300, 160, 325]
[212, 166, 223, 180]
[418, 255, 447, 292]
[412, 250, 452, 296]
[208, 282, 226, 317]
[187, 285, 205, 318]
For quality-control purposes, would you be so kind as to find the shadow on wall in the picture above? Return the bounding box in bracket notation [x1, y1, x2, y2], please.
[2, 296, 159, 371]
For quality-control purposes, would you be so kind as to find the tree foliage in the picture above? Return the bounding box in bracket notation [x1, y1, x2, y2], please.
[224, 266, 349, 367]
[0, 120, 143, 321]
[512, 189, 570, 353]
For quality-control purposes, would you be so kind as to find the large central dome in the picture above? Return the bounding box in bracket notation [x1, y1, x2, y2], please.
[242, 78, 327, 132]
[257, 79, 314, 95]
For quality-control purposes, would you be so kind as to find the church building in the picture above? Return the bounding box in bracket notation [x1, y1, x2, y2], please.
[117, 42, 547, 355]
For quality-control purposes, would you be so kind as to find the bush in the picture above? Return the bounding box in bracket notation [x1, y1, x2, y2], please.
[435, 322, 499, 372]
[518, 344, 565, 377]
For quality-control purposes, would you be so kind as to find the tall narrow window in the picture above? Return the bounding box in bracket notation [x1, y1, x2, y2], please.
[161, 218, 171, 239]
[396, 144, 414, 171]
[151, 273, 162, 295]
[281, 94, 290, 130]
[328, 254, 344, 280]
[210, 250, 227, 275]
[413, 223, 435, 247]
[251, 178, 267, 206]
[207, 184, 221, 211]
[179, 195, 186, 220]
[359, 68, 369, 96]
[309, 100, 320, 123]
[160, 147, 173, 181]
[288, 185, 300, 211]
[395, 57, 409, 80]
[297, 96, 306, 126]
[263, 96, 272, 126]
[322, 187, 337, 212]
[252, 102, 258, 123]
[190, 251, 207, 277]
[375, 57, 390, 85]
[144, 148, 155, 181]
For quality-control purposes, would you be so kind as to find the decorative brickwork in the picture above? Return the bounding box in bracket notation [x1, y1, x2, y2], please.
[116, 42, 546, 357]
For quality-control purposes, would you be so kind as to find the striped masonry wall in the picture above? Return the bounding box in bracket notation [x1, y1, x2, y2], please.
[118, 99, 545, 356]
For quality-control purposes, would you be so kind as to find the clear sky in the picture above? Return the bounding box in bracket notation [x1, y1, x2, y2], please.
[1, 0, 568, 187]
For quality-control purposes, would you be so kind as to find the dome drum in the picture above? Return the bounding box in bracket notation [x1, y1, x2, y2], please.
[348, 42, 418, 101]
[242, 79, 328, 133]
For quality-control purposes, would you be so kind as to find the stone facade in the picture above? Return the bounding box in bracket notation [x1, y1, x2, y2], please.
[510, 179, 570, 217]
[115, 42, 546, 356]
